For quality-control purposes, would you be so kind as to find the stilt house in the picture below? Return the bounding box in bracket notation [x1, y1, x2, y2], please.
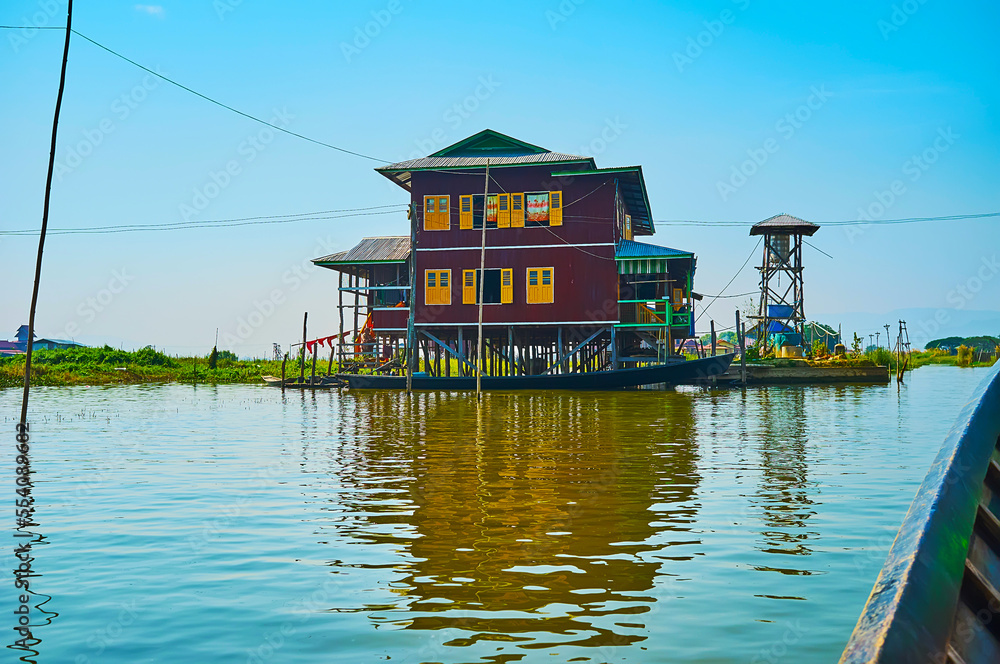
[313, 130, 699, 376]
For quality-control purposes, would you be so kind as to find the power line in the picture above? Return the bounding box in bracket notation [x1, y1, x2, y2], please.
[0, 25, 66, 29]
[695, 237, 762, 324]
[70, 30, 389, 163]
[655, 211, 999, 227]
[2, 208, 406, 236]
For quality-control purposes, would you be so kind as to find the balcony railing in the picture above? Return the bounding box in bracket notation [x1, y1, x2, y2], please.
[617, 299, 691, 327]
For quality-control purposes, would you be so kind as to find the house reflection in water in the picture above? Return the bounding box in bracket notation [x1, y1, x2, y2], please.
[330, 390, 702, 654]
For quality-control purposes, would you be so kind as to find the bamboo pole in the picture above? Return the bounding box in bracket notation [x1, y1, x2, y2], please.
[406, 202, 416, 393]
[310, 342, 317, 385]
[476, 159, 490, 397]
[300, 312, 307, 382]
[20, 0, 73, 427]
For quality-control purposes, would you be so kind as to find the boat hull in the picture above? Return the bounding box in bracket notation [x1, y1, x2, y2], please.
[338, 353, 735, 390]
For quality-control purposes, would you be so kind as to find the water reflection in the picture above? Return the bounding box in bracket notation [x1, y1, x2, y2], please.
[326, 390, 701, 658]
[751, 389, 818, 567]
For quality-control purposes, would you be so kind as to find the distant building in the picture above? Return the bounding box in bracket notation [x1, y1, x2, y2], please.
[1, 325, 86, 355]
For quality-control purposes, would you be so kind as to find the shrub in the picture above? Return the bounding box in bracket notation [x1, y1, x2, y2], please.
[956, 345, 973, 367]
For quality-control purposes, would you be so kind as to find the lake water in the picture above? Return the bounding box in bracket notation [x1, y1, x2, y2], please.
[3, 366, 993, 663]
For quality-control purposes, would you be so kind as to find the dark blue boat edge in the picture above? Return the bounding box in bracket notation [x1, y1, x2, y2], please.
[839, 362, 1000, 664]
[338, 353, 736, 390]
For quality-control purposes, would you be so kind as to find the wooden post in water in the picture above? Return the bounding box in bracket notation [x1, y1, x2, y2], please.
[327, 341, 335, 376]
[300, 312, 307, 382]
[310, 341, 317, 385]
[736, 310, 747, 386]
[281, 352, 287, 389]
[338, 272, 344, 371]
[710, 320, 717, 357]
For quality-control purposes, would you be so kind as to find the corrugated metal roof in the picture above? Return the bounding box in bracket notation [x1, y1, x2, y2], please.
[377, 153, 594, 189]
[616, 239, 693, 259]
[313, 236, 410, 264]
[750, 214, 820, 236]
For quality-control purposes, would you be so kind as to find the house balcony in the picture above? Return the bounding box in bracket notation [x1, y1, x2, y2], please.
[616, 299, 692, 329]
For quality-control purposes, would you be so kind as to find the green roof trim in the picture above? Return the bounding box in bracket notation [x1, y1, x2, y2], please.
[551, 166, 655, 236]
[429, 129, 548, 158]
[390, 158, 591, 174]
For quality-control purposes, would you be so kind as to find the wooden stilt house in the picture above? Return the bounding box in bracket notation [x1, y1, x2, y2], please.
[312, 129, 699, 377]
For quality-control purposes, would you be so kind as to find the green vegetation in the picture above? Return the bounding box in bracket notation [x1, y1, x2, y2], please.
[926, 335, 1000, 352]
[0, 345, 298, 387]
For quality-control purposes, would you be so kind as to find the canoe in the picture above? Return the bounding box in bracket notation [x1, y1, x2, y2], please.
[338, 353, 735, 390]
[840, 363, 1000, 664]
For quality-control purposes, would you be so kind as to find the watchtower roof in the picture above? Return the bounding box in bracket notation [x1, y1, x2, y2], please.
[750, 213, 820, 237]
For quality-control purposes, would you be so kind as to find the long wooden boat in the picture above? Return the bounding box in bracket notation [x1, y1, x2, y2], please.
[840, 363, 1000, 664]
[338, 353, 735, 390]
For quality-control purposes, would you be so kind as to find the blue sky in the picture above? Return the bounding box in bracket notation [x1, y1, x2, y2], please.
[2, 0, 998, 355]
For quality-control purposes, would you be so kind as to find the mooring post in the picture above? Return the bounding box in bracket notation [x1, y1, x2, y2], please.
[327, 342, 335, 377]
[736, 310, 747, 386]
[300, 312, 307, 382]
[711, 320, 717, 357]
[281, 352, 287, 390]
[310, 342, 317, 385]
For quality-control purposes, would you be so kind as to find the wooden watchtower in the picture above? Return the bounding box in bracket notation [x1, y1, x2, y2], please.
[749, 214, 819, 355]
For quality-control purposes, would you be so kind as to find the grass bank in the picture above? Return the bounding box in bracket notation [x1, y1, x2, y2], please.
[0, 346, 319, 387]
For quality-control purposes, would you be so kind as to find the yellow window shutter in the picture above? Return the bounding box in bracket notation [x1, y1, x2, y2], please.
[440, 270, 451, 305]
[542, 268, 554, 302]
[423, 196, 435, 230]
[425, 270, 435, 305]
[497, 194, 510, 228]
[549, 191, 563, 226]
[526, 269, 538, 304]
[501, 268, 513, 304]
[510, 193, 524, 227]
[459, 195, 473, 229]
[438, 196, 449, 230]
[463, 270, 476, 304]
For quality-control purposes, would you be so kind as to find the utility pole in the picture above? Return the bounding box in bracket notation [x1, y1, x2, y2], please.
[884, 324, 890, 350]
[475, 159, 490, 399]
[406, 201, 417, 393]
[875, 331, 880, 349]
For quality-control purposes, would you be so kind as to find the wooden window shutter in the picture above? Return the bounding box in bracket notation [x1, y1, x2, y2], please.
[463, 270, 476, 304]
[440, 270, 451, 305]
[549, 191, 563, 226]
[425, 270, 436, 305]
[438, 196, 450, 230]
[510, 193, 525, 227]
[672, 288, 684, 311]
[526, 269, 539, 304]
[459, 195, 473, 229]
[497, 194, 510, 228]
[542, 268, 554, 303]
[501, 268, 513, 304]
[423, 196, 435, 231]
